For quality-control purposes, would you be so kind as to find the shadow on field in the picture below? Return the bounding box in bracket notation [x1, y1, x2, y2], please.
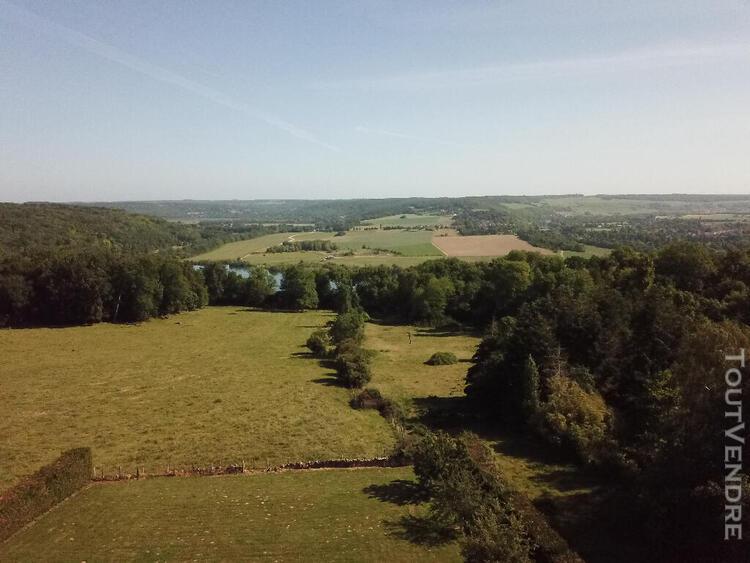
[383, 515, 456, 547]
[363, 479, 428, 506]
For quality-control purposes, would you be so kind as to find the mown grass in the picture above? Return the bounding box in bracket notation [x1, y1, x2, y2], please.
[361, 214, 453, 227]
[0, 308, 396, 491]
[0, 467, 461, 562]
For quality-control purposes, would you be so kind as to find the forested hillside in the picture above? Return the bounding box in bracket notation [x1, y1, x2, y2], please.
[0, 203, 274, 258]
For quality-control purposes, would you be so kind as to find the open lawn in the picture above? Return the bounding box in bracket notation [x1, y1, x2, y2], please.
[365, 324, 478, 404]
[432, 234, 554, 257]
[0, 467, 460, 562]
[361, 214, 453, 228]
[0, 308, 395, 491]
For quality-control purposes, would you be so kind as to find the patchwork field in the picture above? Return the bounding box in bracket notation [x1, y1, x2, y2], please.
[432, 234, 554, 257]
[361, 214, 453, 227]
[192, 228, 444, 265]
[191, 232, 331, 261]
[0, 308, 396, 490]
[0, 468, 460, 562]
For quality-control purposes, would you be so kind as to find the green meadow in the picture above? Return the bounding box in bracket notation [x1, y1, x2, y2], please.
[0, 468, 461, 562]
[0, 308, 395, 490]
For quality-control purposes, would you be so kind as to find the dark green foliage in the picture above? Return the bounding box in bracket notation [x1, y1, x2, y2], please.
[425, 351, 458, 365]
[411, 432, 581, 563]
[267, 239, 338, 253]
[305, 330, 330, 356]
[279, 265, 318, 310]
[334, 345, 372, 388]
[0, 251, 207, 327]
[0, 448, 92, 542]
[329, 309, 367, 344]
[0, 202, 275, 259]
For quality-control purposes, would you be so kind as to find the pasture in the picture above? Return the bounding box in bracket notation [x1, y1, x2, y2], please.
[0, 467, 460, 562]
[432, 234, 554, 257]
[365, 324, 477, 403]
[361, 214, 453, 227]
[190, 232, 330, 261]
[0, 308, 395, 491]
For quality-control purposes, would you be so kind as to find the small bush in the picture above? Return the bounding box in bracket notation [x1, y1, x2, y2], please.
[0, 448, 92, 542]
[350, 387, 384, 409]
[426, 351, 458, 366]
[329, 309, 368, 344]
[335, 347, 372, 388]
[305, 330, 329, 356]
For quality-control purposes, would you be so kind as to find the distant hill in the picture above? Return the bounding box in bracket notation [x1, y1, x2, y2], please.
[0, 203, 270, 258]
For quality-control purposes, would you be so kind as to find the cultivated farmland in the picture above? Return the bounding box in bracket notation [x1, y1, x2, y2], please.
[431, 234, 554, 257]
[0, 468, 461, 562]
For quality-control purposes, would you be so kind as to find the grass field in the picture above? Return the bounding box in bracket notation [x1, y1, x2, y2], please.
[0, 467, 460, 562]
[361, 214, 453, 228]
[0, 308, 397, 490]
[191, 232, 332, 261]
[365, 324, 477, 403]
[432, 234, 553, 257]
[241, 252, 439, 268]
[331, 229, 442, 256]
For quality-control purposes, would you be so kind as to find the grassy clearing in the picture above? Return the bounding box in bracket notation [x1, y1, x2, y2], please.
[0, 308, 395, 491]
[361, 214, 453, 228]
[191, 232, 333, 261]
[365, 324, 478, 404]
[0, 467, 460, 562]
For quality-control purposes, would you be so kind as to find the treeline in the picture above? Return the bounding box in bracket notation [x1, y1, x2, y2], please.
[0, 250, 207, 326]
[408, 431, 581, 562]
[267, 239, 338, 253]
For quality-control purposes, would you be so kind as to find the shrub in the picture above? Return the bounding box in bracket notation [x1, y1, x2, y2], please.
[350, 387, 383, 409]
[305, 330, 330, 356]
[0, 448, 92, 542]
[335, 351, 372, 388]
[425, 351, 458, 365]
[329, 309, 367, 344]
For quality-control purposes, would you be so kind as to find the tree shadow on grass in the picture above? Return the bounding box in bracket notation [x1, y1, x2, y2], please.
[383, 515, 457, 547]
[310, 374, 342, 387]
[363, 479, 429, 506]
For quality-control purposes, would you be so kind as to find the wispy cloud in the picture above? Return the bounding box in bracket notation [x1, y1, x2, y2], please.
[315, 42, 750, 92]
[0, 0, 340, 152]
[355, 126, 468, 148]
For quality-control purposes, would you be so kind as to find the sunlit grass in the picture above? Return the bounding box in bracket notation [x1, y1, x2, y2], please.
[0, 467, 461, 562]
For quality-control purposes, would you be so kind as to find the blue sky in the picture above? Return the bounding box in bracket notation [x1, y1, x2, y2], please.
[1, 0, 749, 201]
